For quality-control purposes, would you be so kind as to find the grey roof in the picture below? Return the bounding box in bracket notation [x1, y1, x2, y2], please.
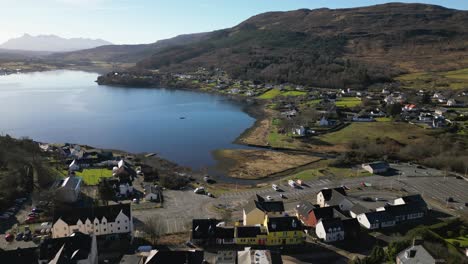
[318, 187, 347, 201]
[350, 204, 369, 215]
[295, 201, 317, 220]
[119, 255, 142, 264]
[396, 245, 436, 264]
[312, 206, 337, 221]
[60, 176, 81, 189]
[244, 196, 284, 214]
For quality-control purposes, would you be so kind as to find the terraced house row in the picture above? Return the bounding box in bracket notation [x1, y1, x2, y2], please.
[192, 195, 305, 246]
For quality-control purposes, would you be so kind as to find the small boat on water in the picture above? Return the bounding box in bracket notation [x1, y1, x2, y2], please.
[179, 117, 186, 119]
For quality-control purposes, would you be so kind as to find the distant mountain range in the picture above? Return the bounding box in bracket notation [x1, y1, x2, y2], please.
[7, 3, 468, 89]
[0, 34, 112, 52]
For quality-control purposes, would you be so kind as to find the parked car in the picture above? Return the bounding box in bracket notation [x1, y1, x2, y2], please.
[279, 194, 286, 199]
[266, 196, 273, 201]
[16, 232, 24, 241]
[272, 184, 279, 191]
[362, 197, 374, 202]
[4, 233, 14, 242]
[31, 208, 43, 213]
[194, 187, 205, 194]
[23, 232, 32, 241]
[25, 216, 37, 223]
[447, 197, 455, 203]
[28, 212, 39, 217]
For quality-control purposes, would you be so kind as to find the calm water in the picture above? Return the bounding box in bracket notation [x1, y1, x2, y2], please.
[0, 70, 256, 169]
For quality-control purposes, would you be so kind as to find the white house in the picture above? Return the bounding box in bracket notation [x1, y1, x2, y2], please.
[69, 159, 80, 172]
[293, 126, 306, 136]
[317, 187, 354, 211]
[319, 116, 330, 127]
[56, 175, 82, 203]
[315, 218, 344, 242]
[144, 185, 162, 202]
[362, 161, 390, 174]
[52, 204, 132, 238]
[357, 211, 396, 230]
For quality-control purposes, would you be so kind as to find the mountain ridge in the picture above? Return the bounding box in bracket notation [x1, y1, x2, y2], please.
[0, 34, 113, 52]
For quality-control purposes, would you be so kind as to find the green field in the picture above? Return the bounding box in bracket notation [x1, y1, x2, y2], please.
[290, 162, 371, 180]
[375, 117, 392, 122]
[320, 122, 431, 145]
[335, 97, 362, 108]
[258, 89, 306, 99]
[258, 89, 282, 99]
[446, 236, 468, 247]
[396, 68, 468, 90]
[75, 168, 114, 185]
[281, 91, 307, 97]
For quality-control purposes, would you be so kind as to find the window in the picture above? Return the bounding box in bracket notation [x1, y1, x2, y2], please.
[64, 227, 66, 230]
[125, 227, 128, 230]
[104, 229, 106, 232]
[118, 227, 120, 230]
[117, 221, 120, 224]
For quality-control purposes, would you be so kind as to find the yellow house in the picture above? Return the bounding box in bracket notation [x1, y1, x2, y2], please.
[263, 216, 305, 246]
[243, 195, 285, 226]
[234, 226, 268, 246]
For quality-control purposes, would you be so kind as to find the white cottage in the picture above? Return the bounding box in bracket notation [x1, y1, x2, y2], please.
[315, 218, 344, 242]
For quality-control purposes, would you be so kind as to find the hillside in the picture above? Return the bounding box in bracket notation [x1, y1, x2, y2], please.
[49, 32, 210, 63]
[0, 34, 112, 52]
[134, 3, 468, 88]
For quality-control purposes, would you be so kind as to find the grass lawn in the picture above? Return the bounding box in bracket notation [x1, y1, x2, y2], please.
[286, 160, 371, 181]
[258, 89, 281, 99]
[258, 89, 307, 99]
[75, 168, 113, 185]
[396, 68, 468, 90]
[446, 236, 468, 247]
[375, 117, 392, 122]
[319, 122, 432, 145]
[281, 91, 307, 97]
[335, 97, 362, 108]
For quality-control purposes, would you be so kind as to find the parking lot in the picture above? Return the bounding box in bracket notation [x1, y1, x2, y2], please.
[132, 189, 217, 236]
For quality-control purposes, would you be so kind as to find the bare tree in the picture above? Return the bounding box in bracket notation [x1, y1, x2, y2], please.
[143, 216, 161, 245]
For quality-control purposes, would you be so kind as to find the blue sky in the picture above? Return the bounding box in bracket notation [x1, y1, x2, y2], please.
[1, 0, 467, 44]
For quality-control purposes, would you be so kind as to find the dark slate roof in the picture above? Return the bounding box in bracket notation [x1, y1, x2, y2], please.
[364, 211, 395, 224]
[384, 204, 424, 217]
[145, 250, 204, 264]
[342, 218, 360, 233]
[215, 227, 234, 239]
[320, 218, 343, 232]
[366, 161, 389, 170]
[53, 203, 131, 225]
[0, 247, 38, 264]
[350, 204, 369, 215]
[244, 196, 285, 214]
[295, 201, 316, 220]
[267, 216, 303, 232]
[401, 194, 428, 208]
[312, 206, 337, 221]
[192, 219, 219, 239]
[236, 226, 263, 238]
[39, 232, 92, 263]
[318, 187, 347, 201]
